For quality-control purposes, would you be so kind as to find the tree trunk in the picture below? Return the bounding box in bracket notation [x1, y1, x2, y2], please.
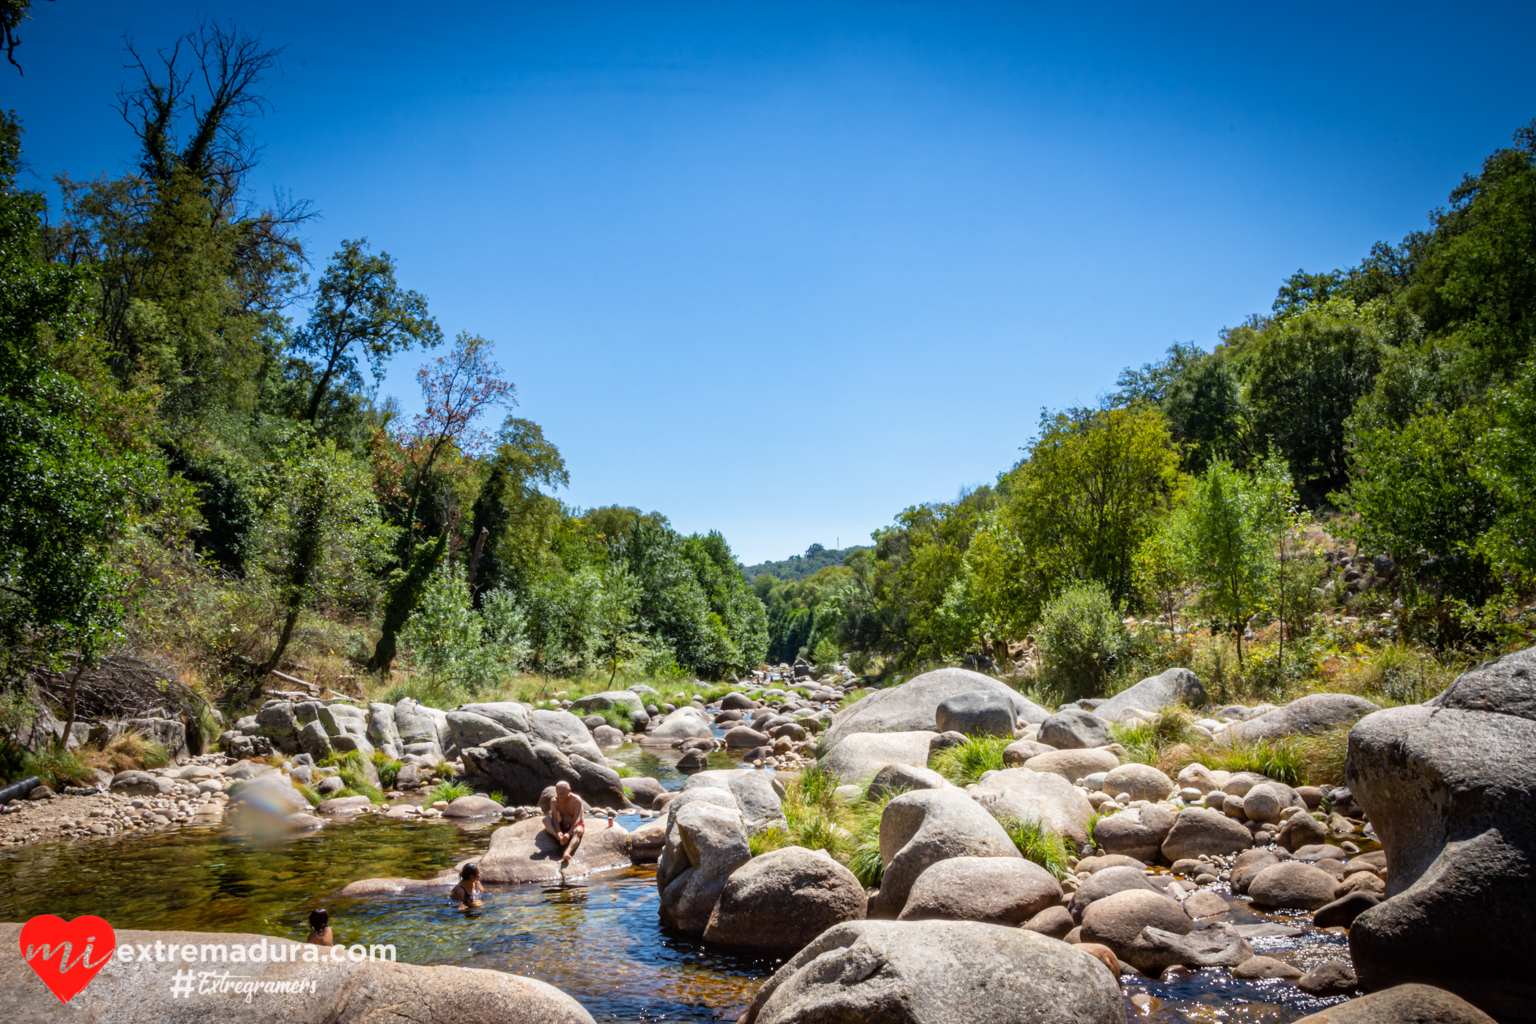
[368, 535, 447, 675]
[57, 658, 88, 753]
[466, 526, 489, 593]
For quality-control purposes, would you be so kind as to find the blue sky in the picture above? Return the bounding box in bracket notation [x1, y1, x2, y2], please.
[8, 2, 1535, 564]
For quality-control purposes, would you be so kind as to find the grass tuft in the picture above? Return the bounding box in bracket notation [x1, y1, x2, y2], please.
[998, 814, 1071, 879]
[427, 779, 472, 804]
[22, 746, 94, 789]
[371, 750, 403, 789]
[928, 735, 1011, 785]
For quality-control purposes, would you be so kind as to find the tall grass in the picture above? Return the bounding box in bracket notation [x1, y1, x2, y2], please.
[928, 735, 1011, 785]
[83, 731, 170, 774]
[22, 746, 94, 788]
[1110, 710, 1196, 765]
[321, 750, 386, 804]
[426, 779, 472, 804]
[371, 749, 402, 789]
[998, 814, 1071, 879]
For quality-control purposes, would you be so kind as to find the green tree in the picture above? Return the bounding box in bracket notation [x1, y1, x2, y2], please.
[369, 333, 515, 672]
[293, 238, 441, 424]
[0, 113, 148, 675]
[1474, 364, 1536, 581]
[1003, 405, 1181, 616]
[249, 431, 394, 683]
[1166, 454, 1294, 667]
[1245, 297, 1390, 498]
[465, 416, 569, 601]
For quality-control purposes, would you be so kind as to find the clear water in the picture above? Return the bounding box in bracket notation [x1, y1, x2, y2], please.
[0, 737, 1358, 1023]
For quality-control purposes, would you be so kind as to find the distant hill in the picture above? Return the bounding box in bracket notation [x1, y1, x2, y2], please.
[743, 543, 869, 582]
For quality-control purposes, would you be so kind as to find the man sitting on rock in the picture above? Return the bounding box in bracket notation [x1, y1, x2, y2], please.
[543, 780, 585, 866]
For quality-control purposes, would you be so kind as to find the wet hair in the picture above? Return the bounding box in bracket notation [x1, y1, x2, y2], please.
[460, 862, 480, 881]
[308, 909, 329, 930]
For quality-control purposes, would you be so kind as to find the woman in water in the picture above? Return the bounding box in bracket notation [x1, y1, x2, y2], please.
[306, 908, 334, 946]
[450, 862, 484, 909]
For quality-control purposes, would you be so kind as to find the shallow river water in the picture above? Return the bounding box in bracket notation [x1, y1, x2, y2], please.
[0, 740, 1357, 1023]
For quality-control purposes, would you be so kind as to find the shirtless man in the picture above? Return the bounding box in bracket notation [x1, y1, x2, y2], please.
[543, 780, 585, 866]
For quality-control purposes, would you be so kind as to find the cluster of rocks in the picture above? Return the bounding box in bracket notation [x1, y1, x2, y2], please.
[0, 754, 237, 845]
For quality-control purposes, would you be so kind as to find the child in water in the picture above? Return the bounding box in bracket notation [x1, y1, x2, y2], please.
[450, 862, 484, 909]
[306, 909, 334, 946]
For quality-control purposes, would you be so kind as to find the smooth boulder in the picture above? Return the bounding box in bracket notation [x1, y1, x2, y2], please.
[702, 846, 866, 953]
[1038, 708, 1111, 750]
[876, 789, 1021, 916]
[1290, 984, 1498, 1024]
[971, 767, 1094, 847]
[1093, 667, 1207, 723]
[477, 816, 633, 883]
[1023, 747, 1121, 782]
[1092, 804, 1175, 862]
[1160, 807, 1254, 861]
[934, 689, 1018, 737]
[1224, 693, 1379, 743]
[820, 668, 1049, 751]
[898, 856, 1062, 926]
[1346, 644, 1536, 1022]
[740, 920, 1126, 1024]
[820, 730, 937, 784]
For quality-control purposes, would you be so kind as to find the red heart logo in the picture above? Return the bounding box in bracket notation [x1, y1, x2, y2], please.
[19, 915, 116, 1003]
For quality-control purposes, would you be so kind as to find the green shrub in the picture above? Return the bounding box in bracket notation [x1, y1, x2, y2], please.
[371, 750, 403, 789]
[999, 814, 1070, 878]
[322, 750, 386, 804]
[427, 779, 471, 804]
[929, 735, 1011, 786]
[1035, 582, 1133, 700]
[22, 746, 94, 789]
[614, 764, 638, 778]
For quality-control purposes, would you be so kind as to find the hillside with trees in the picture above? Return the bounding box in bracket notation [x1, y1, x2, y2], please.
[2, 10, 1533, 781]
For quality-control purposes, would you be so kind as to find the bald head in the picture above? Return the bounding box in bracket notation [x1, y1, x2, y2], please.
[555, 781, 571, 794]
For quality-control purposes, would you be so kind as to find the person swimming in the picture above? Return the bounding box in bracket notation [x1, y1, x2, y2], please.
[306, 908, 333, 946]
[450, 862, 484, 909]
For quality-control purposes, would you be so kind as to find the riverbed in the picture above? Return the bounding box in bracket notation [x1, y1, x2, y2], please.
[0, 740, 1358, 1023]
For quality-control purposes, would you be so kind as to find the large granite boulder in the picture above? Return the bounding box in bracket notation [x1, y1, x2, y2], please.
[1093, 667, 1207, 723]
[703, 846, 867, 953]
[820, 668, 1048, 751]
[476, 816, 633, 883]
[569, 689, 645, 718]
[866, 763, 951, 800]
[677, 769, 787, 834]
[1160, 807, 1254, 861]
[971, 767, 1094, 847]
[1038, 707, 1112, 750]
[1291, 984, 1498, 1024]
[1023, 747, 1122, 782]
[934, 689, 1017, 737]
[367, 701, 404, 758]
[393, 699, 455, 760]
[1100, 763, 1175, 802]
[1345, 646, 1536, 1022]
[1093, 803, 1176, 861]
[0, 924, 595, 1024]
[639, 706, 714, 745]
[1078, 888, 1192, 969]
[820, 730, 938, 784]
[1223, 693, 1379, 743]
[898, 856, 1062, 926]
[460, 709, 628, 809]
[656, 798, 751, 935]
[739, 920, 1126, 1024]
[876, 789, 1020, 916]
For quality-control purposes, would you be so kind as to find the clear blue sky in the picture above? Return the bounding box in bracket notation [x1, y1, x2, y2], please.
[8, 2, 1535, 564]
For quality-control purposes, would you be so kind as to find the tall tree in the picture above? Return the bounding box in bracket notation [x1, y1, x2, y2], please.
[293, 238, 440, 424]
[368, 333, 514, 672]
